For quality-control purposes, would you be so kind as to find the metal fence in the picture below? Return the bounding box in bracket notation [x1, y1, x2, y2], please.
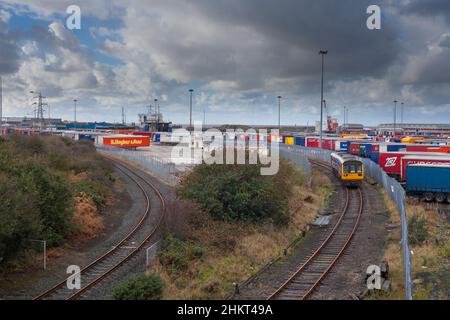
[361, 158, 413, 300]
[279, 144, 333, 176]
[279, 144, 413, 300]
[96, 145, 179, 186]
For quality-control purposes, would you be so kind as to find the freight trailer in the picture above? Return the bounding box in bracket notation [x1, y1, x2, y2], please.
[306, 137, 320, 148]
[379, 151, 449, 178]
[334, 140, 349, 152]
[295, 136, 306, 146]
[405, 144, 450, 154]
[406, 164, 450, 202]
[401, 154, 450, 181]
[103, 135, 150, 148]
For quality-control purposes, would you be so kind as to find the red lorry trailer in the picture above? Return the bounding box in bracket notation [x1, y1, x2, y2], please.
[379, 151, 449, 178]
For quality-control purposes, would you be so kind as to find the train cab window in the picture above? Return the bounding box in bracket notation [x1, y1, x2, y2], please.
[344, 163, 361, 175]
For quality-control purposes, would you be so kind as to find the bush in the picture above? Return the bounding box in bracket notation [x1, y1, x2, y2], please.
[158, 234, 205, 275]
[0, 136, 114, 263]
[177, 159, 303, 225]
[73, 180, 108, 209]
[18, 163, 74, 246]
[408, 213, 429, 245]
[0, 174, 41, 262]
[112, 273, 164, 300]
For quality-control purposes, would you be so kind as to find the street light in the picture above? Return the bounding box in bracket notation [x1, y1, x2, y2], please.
[73, 99, 78, 130]
[343, 106, 346, 129]
[393, 100, 398, 136]
[189, 89, 194, 131]
[154, 98, 159, 131]
[277, 96, 282, 133]
[319, 50, 328, 149]
[0, 76, 2, 136]
[401, 102, 404, 127]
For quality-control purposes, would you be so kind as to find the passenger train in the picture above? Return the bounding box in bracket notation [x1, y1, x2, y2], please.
[330, 152, 364, 187]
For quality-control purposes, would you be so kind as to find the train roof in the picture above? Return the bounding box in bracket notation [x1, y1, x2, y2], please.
[331, 152, 361, 162]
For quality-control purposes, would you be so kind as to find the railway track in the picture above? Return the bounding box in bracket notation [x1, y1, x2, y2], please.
[33, 158, 166, 300]
[267, 159, 364, 300]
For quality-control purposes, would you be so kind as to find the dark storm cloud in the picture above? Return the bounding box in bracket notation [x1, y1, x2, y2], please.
[0, 19, 21, 74]
[191, 0, 400, 81]
[403, 0, 450, 20]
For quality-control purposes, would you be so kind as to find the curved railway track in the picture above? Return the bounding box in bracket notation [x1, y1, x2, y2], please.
[267, 159, 364, 300]
[33, 158, 166, 300]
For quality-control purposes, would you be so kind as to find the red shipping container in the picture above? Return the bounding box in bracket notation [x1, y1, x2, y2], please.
[406, 144, 450, 153]
[372, 144, 380, 153]
[132, 131, 152, 137]
[103, 136, 150, 148]
[322, 138, 334, 150]
[306, 137, 320, 148]
[379, 151, 406, 176]
[401, 155, 450, 181]
[349, 142, 361, 155]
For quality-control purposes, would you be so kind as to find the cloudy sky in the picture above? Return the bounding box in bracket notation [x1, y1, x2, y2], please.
[0, 0, 449, 126]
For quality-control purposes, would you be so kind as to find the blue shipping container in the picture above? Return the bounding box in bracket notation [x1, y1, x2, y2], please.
[406, 165, 450, 194]
[371, 152, 380, 164]
[363, 143, 373, 158]
[79, 134, 94, 141]
[154, 134, 161, 142]
[295, 136, 306, 146]
[338, 141, 349, 152]
[386, 144, 406, 152]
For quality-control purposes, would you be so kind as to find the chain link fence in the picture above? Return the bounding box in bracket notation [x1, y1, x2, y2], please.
[280, 144, 413, 300]
[96, 145, 179, 186]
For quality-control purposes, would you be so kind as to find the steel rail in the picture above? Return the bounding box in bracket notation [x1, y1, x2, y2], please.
[267, 160, 364, 300]
[33, 157, 165, 300]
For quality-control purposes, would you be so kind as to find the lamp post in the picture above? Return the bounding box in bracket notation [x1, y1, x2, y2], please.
[319, 50, 328, 149]
[277, 96, 282, 133]
[154, 98, 158, 131]
[0, 76, 2, 136]
[343, 106, 346, 129]
[393, 100, 398, 136]
[189, 89, 194, 131]
[73, 99, 78, 130]
[401, 102, 404, 128]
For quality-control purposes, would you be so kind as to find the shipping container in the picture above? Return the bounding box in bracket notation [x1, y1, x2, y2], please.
[78, 134, 94, 142]
[306, 137, 320, 148]
[295, 136, 306, 146]
[379, 143, 406, 153]
[349, 142, 362, 155]
[379, 151, 449, 178]
[405, 144, 450, 154]
[401, 155, 450, 181]
[285, 136, 294, 145]
[334, 140, 349, 152]
[132, 131, 152, 137]
[322, 138, 334, 150]
[406, 164, 450, 202]
[104, 135, 150, 148]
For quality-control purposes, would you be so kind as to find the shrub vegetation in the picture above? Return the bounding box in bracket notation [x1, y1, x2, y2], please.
[0, 136, 113, 264]
[177, 158, 304, 225]
[112, 273, 164, 300]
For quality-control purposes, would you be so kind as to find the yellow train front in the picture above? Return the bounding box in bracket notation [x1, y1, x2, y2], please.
[330, 152, 364, 187]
